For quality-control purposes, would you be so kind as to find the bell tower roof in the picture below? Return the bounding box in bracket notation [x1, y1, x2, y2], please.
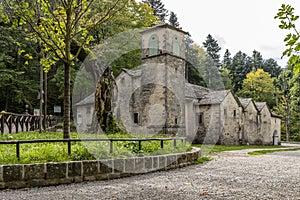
[141, 23, 187, 59]
[140, 23, 188, 35]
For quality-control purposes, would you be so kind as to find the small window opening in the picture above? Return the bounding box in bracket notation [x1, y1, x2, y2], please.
[233, 110, 236, 118]
[133, 113, 139, 124]
[175, 118, 178, 125]
[198, 113, 203, 125]
[86, 106, 91, 114]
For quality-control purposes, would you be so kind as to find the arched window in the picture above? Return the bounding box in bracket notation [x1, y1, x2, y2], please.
[149, 34, 159, 56]
[172, 35, 180, 56]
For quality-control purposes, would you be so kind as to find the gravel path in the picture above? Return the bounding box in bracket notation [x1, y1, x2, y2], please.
[1, 149, 300, 200]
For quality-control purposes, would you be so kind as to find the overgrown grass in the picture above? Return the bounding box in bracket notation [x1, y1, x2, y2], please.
[194, 156, 213, 164]
[248, 148, 300, 155]
[0, 132, 192, 165]
[192, 144, 287, 156]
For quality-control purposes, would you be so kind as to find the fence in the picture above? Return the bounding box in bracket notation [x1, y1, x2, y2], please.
[0, 137, 186, 160]
[0, 112, 56, 135]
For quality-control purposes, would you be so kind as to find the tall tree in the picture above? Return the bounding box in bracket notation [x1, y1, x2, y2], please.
[143, 0, 168, 22]
[290, 72, 300, 138]
[4, 0, 127, 138]
[228, 51, 252, 92]
[203, 34, 221, 69]
[238, 69, 276, 108]
[251, 50, 264, 70]
[222, 49, 232, 69]
[274, 68, 293, 141]
[0, 22, 39, 113]
[275, 4, 300, 73]
[185, 36, 206, 87]
[169, 11, 179, 28]
[263, 58, 282, 78]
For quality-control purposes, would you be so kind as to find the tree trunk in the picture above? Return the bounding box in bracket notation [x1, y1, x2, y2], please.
[286, 96, 290, 142]
[63, 61, 71, 139]
[95, 67, 125, 134]
[63, 1, 72, 139]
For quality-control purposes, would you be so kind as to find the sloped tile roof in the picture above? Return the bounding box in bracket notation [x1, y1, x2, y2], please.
[255, 102, 267, 111]
[74, 93, 95, 106]
[238, 97, 252, 109]
[197, 90, 231, 105]
[185, 83, 211, 98]
[121, 68, 142, 77]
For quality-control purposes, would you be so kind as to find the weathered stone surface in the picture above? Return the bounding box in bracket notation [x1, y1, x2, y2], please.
[158, 156, 166, 170]
[152, 156, 159, 170]
[177, 153, 187, 165]
[108, 173, 120, 180]
[166, 154, 177, 169]
[82, 161, 98, 176]
[68, 161, 82, 177]
[186, 152, 193, 162]
[113, 159, 124, 173]
[4, 181, 27, 189]
[46, 163, 67, 179]
[2, 165, 23, 182]
[134, 158, 144, 173]
[24, 164, 45, 180]
[95, 174, 108, 181]
[99, 159, 113, 174]
[124, 158, 134, 173]
[0, 148, 199, 190]
[144, 157, 152, 172]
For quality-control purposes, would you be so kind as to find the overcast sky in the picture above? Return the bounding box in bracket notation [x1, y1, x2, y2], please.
[160, 0, 300, 67]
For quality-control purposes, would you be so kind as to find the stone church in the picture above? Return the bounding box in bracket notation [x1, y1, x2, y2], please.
[76, 24, 281, 145]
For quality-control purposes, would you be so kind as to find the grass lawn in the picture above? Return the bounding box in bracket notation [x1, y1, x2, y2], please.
[192, 144, 286, 156]
[192, 144, 292, 165]
[0, 132, 191, 165]
[248, 148, 300, 155]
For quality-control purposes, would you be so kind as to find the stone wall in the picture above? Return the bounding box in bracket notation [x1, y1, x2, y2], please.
[241, 101, 259, 144]
[0, 148, 200, 190]
[218, 93, 242, 145]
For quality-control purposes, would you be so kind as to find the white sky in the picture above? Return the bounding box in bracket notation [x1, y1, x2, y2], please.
[160, 0, 300, 67]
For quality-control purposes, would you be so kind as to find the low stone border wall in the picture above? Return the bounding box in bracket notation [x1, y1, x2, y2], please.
[0, 147, 200, 189]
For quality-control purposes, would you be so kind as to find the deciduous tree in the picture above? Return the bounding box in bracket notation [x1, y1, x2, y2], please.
[275, 4, 300, 73]
[238, 69, 276, 108]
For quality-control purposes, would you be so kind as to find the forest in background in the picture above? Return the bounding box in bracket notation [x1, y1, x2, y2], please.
[0, 0, 299, 140]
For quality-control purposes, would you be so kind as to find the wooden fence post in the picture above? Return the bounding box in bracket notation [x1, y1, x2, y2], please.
[0, 114, 4, 135]
[160, 140, 164, 149]
[67, 140, 71, 155]
[110, 140, 113, 153]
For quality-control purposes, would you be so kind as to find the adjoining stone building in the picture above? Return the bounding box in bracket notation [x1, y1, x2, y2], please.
[76, 24, 281, 145]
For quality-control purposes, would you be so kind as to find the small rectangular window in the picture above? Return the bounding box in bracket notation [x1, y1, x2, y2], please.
[175, 118, 178, 125]
[224, 109, 227, 118]
[198, 113, 203, 125]
[134, 113, 139, 124]
[233, 110, 236, 118]
[86, 106, 91, 114]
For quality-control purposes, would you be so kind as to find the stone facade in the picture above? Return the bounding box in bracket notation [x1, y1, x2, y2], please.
[74, 93, 95, 132]
[76, 24, 281, 145]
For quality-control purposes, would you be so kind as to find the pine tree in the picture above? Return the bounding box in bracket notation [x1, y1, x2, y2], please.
[202, 34, 221, 68]
[143, 0, 168, 22]
[169, 11, 179, 28]
[251, 50, 264, 70]
[222, 49, 232, 69]
[230, 51, 252, 92]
